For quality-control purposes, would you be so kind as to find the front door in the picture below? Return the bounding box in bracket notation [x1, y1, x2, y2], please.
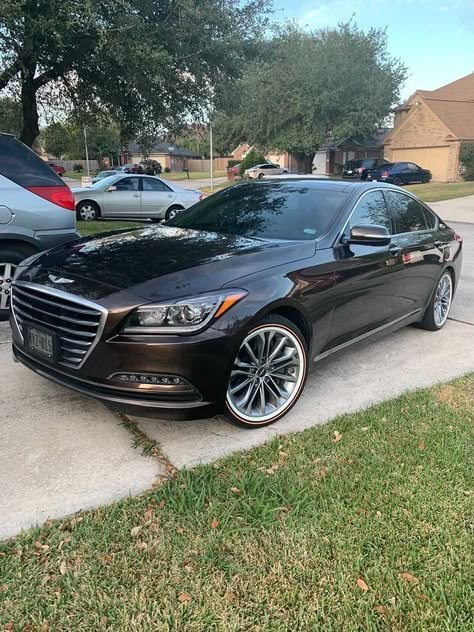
[327, 190, 405, 350]
[141, 177, 176, 219]
[102, 176, 141, 218]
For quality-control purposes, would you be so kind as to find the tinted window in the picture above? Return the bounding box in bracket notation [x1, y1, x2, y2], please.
[407, 163, 419, 171]
[168, 182, 347, 240]
[116, 177, 139, 191]
[143, 178, 170, 192]
[386, 191, 428, 233]
[422, 206, 437, 230]
[349, 191, 391, 232]
[0, 134, 63, 187]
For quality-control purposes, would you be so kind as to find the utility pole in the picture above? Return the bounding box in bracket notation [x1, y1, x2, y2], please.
[209, 122, 214, 192]
[83, 127, 90, 176]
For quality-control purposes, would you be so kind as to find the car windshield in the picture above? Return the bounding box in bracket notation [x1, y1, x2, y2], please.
[168, 182, 347, 240]
[91, 175, 120, 189]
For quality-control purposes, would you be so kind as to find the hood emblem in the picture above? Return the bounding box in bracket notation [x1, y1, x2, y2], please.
[48, 274, 74, 284]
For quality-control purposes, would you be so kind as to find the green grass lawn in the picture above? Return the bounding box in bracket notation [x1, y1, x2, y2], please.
[1, 376, 473, 629]
[407, 181, 474, 202]
[162, 170, 226, 181]
[64, 171, 83, 180]
[77, 220, 146, 237]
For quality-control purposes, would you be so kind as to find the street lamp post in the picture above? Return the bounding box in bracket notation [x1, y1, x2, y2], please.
[209, 122, 214, 192]
[83, 127, 90, 176]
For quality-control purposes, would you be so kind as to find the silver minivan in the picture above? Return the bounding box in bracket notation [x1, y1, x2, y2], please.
[0, 133, 79, 318]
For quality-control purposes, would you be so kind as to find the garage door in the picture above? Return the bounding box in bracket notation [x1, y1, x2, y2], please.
[391, 147, 450, 182]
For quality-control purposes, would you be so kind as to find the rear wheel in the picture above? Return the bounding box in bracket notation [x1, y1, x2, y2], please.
[418, 271, 453, 331]
[258, 173, 264, 179]
[165, 205, 184, 221]
[225, 315, 308, 427]
[77, 200, 100, 221]
[422, 174, 430, 183]
[0, 245, 36, 319]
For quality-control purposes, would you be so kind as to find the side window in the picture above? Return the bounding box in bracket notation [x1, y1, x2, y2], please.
[386, 191, 428, 233]
[422, 206, 437, 230]
[143, 178, 170, 192]
[407, 163, 419, 171]
[349, 191, 391, 232]
[116, 177, 139, 191]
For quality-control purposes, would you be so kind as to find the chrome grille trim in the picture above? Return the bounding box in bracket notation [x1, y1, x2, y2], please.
[12, 280, 108, 370]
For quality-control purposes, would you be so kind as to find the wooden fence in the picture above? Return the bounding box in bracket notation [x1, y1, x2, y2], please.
[186, 157, 232, 172]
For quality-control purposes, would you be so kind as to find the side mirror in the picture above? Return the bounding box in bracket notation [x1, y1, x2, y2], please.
[107, 185, 117, 192]
[346, 224, 391, 246]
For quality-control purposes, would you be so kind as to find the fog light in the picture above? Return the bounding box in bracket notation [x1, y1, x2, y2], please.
[110, 373, 186, 385]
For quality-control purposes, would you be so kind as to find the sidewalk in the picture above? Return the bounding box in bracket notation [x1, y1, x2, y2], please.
[430, 194, 474, 224]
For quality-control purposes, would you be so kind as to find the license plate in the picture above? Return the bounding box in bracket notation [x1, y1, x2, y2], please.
[27, 326, 54, 359]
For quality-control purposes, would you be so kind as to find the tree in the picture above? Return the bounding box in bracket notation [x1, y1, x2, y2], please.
[0, 0, 270, 147]
[459, 142, 474, 181]
[239, 148, 266, 176]
[0, 97, 22, 136]
[41, 121, 71, 158]
[214, 23, 407, 172]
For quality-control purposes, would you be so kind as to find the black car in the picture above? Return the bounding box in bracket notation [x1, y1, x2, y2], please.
[342, 158, 389, 180]
[369, 162, 432, 185]
[10, 180, 462, 428]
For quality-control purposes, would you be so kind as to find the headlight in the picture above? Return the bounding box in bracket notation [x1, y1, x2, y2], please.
[122, 290, 247, 334]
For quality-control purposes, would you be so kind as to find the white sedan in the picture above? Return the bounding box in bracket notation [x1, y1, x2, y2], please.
[73, 175, 202, 222]
[244, 163, 289, 179]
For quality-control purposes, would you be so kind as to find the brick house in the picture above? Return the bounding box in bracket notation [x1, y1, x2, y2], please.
[312, 129, 391, 175]
[384, 73, 474, 182]
[119, 142, 200, 172]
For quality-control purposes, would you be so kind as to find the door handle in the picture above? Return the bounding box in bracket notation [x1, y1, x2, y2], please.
[133, 193, 140, 198]
[434, 240, 446, 248]
[389, 246, 402, 256]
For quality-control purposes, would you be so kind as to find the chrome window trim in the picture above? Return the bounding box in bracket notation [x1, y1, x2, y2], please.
[12, 280, 108, 369]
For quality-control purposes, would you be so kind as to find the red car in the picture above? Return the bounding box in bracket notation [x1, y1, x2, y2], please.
[46, 162, 65, 176]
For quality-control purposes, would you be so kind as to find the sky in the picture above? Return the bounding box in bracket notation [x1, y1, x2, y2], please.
[273, 0, 474, 101]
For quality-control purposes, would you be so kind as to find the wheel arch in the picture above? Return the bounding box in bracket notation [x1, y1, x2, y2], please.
[259, 303, 311, 349]
[0, 238, 38, 255]
[76, 198, 101, 214]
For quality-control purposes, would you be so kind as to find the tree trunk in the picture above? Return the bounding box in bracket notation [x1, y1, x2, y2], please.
[19, 65, 39, 147]
[293, 152, 314, 174]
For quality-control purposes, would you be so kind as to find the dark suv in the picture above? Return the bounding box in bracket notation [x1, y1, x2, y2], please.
[343, 158, 389, 180]
[0, 133, 79, 318]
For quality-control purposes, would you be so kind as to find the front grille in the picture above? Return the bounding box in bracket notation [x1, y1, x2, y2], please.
[12, 282, 107, 369]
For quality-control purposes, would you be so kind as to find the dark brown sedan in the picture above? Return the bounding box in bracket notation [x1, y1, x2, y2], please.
[10, 180, 462, 427]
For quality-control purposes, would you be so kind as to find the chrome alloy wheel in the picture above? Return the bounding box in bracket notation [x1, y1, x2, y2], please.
[79, 204, 97, 221]
[0, 262, 17, 311]
[433, 272, 452, 328]
[226, 325, 306, 425]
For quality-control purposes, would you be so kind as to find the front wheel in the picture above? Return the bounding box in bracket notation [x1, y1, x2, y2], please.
[165, 205, 183, 221]
[393, 177, 402, 186]
[225, 315, 308, 427]
[0, 246, 36, 319]
[77, 200, 100, 221]
[418, 271, 453, 331]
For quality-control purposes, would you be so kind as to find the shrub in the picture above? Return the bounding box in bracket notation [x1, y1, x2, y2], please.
[164, 166, 171, 173]
[227, 159, 240, 168]
[459, 142, 474, 180]
[73, 163, 83, 172]
[239, 148, 266, 176]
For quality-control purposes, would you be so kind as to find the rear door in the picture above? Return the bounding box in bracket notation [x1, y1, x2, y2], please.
[102, 176, 141, 217]
[141, 177, 176, 219]
[328, 189, 405, 349]
[384, 190, 445, 314]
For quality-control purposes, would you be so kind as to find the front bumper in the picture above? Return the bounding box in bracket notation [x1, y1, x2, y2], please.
[11, 319, 240, 412]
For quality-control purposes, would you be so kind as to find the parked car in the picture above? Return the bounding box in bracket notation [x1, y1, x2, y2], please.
[368, 162, 432, 185]
[46, 162, 66, 177]
[342, 158, 389, 180]
[73, 174, 201, 221]
[10, 179, 462, 427]
[138, 160, 162, 175]
[118, 163, 140, 174]
[0, 133, 79, 319]
[92, 170, 123, 184]
[244, 163, 288, 179]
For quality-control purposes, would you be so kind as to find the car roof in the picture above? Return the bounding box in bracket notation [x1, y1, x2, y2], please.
[240, 177, 402, 193]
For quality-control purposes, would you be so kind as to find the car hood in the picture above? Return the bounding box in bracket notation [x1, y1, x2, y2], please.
[24, 226, 315, 301]
[73, 186, 96, 194]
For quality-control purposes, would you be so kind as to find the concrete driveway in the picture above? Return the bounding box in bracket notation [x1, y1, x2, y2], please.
[1, 197, 473, 538]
